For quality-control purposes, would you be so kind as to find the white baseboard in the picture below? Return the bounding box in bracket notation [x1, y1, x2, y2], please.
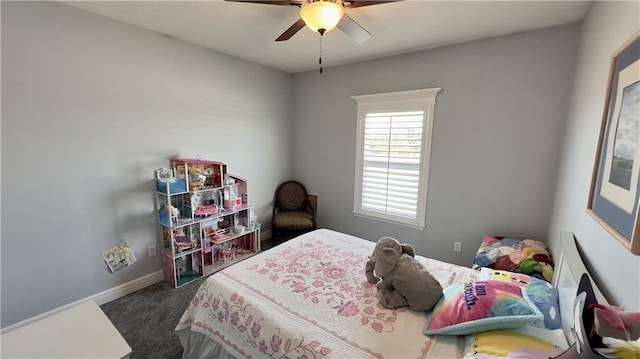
[93, 270, 164, 306]
[2, 231, 275, 334]
[2, 270, 164, 334]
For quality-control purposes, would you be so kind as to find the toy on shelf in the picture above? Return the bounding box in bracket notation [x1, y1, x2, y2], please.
[176, 257, 186, 279]
[189, 189, 224, 218]
[212, 227, 232, 243]
[224, 174, 247, 210]
[202, 226, 216, 237]
[194, 204, 218, 217]
[173, 227, 197, 252]
[156, 168, 187, 194]
[223, 247, 236, 263]
[169, 205, 180, 224]
[173, 159, 226, 191]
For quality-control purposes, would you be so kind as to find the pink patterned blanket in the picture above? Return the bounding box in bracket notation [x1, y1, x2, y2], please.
[176, 229, 478, 358]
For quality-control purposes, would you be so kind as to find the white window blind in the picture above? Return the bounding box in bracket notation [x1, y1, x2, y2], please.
[352, 88, 441, 229]
[362, 111, 423, 219]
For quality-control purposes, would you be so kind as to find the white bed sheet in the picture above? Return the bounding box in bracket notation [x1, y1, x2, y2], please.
[176, 229, 479, 358]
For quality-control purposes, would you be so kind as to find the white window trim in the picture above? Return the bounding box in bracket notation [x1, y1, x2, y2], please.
[351, 88, 441, 229]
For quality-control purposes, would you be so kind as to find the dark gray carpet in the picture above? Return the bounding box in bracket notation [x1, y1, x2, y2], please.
[100, 277, 206, 359]
[100, 241, 273, 358]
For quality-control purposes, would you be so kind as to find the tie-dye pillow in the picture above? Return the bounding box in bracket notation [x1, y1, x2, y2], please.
[477, 268, 561, 329]
[423, 280, 543, 336]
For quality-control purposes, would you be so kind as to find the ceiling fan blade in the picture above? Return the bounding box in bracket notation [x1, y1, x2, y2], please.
[224, 0, 302, 6]
[337, 14, 371, 43]
[342, 0, 400, 9]
[276, 18, 307, 41]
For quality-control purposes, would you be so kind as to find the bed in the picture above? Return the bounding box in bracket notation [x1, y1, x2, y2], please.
[175, 229, 606, 358]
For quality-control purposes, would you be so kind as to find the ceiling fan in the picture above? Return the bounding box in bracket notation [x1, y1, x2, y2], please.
[225, 0, 400, 43]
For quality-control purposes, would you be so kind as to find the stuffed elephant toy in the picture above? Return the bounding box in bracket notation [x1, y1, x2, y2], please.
[365, 237, 444, 312]
[365, 237, 415, 284]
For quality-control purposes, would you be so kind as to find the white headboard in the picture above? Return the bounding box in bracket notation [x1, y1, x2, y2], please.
[552, 231, 608, 345]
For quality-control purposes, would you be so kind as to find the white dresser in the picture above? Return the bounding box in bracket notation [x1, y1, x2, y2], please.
[1, 300, 132, 358]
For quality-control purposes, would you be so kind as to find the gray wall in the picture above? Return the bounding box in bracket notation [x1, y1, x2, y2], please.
[1, 1, 293, 327]
[548, 1, 640, 311]
[292, 25, 579, 267]
[3, 0, 637, 328]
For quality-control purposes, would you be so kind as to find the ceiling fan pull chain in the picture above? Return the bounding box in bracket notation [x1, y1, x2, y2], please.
[319, 33, 323, 74]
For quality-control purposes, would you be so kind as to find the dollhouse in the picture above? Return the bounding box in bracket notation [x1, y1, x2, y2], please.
[155, 159, 260, 288]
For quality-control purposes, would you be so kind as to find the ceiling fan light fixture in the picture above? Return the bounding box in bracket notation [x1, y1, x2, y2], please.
[300, 1, 344, 33]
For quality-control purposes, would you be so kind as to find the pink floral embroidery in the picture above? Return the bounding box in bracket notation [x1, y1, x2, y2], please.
[230, 311, 239, 326]
[252, 240, 403, 333]
[323, 265, 346, 279]
[271, 333, 282, 352]
[190, 283, 331, 358]
[251, 321, 261, 338]
[338, 301, 359, 317]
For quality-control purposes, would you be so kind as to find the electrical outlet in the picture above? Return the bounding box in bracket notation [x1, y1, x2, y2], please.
[453, 241, 462, 252]
[148, 245, 157, 257]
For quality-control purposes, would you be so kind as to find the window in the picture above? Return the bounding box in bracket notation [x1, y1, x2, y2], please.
[352, 88, 441, 229]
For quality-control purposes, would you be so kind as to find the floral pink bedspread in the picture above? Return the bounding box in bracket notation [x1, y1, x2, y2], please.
[176, 229, 478, 359]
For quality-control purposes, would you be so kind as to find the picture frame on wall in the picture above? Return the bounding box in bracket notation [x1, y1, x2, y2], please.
[587, 31, 640, 256]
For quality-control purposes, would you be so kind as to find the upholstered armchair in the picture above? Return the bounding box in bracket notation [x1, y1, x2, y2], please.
[271, 181, 317, 246]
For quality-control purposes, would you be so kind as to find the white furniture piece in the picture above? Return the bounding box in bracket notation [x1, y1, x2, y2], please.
[1, 300, 132, 358]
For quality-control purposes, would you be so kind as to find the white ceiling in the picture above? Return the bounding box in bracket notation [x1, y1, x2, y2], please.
[62, 1, 592, 74]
